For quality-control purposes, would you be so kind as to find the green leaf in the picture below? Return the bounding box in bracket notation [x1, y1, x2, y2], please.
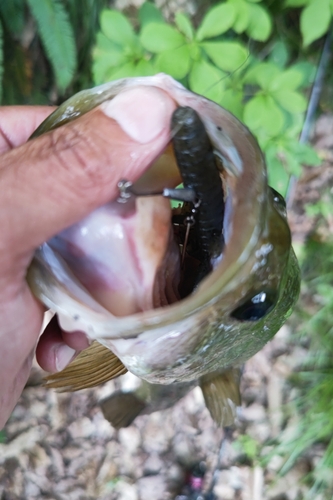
[0, 20, 3, 103]
[244, 94, 285, 136]
[232, 0, 250, 33]
[256, 64, 280, 89]
[100, 9, 136, 46]
[134, 59, 155, 77]
[175, 12, 194, 40]
[189, 59, 225, 103]
[105, 61, 138, 81]
[155, 45, 191, 79]
[140, 22, 185, 52]
[201, 41, 248, 72]
[189, 42, 201, 61]
[292, 61, 317, 86]
[138, 2, 164, 27]
[219, 88, 244, 119]
[26, 0, 77, 92]
[284, 149, 303, 176]
[245, 62, 280, 89]
[269, 68, 304, 91]
[266, 150, 290, 197]
[234, 12, 250, 33]
[301, 0, 331, 46]
[242, 61, 261, 84]
[289, 141, 321, 166]
[269, 40, 290, 68]
[92, 52, 125, 85]
[0, 0, 25, 34]
[282, 110, 303, 137]
[93, 32, 124, 60]
[92, 32, 126, 84]
[273, 89, 307, 113]
[196, 3, 236, 41]
[246, 3, 272, 41]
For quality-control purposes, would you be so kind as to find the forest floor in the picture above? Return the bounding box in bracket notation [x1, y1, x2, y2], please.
[1, 115, 333, 500]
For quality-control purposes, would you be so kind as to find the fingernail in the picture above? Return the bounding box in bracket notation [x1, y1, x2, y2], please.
[55, 344, 76, 372]
[101, 86, 174, 144]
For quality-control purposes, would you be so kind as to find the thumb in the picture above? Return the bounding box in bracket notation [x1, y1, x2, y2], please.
[0, 86, 176, 272]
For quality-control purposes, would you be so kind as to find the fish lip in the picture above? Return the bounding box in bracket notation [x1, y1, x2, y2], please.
[29, 74, 270, 339]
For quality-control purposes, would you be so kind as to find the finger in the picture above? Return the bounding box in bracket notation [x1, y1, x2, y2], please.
[0, 347, 35, 429]
[61, 329, 91, 351]
[37, 315, 90, 372]
[36, 316, 78, 372]
[0, 287, 44, 429]
[0, 106, 55, 154]
[0, 86, 176, 279]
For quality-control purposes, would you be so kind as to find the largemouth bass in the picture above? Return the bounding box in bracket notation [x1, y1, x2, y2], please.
[27, 74, 300, 428]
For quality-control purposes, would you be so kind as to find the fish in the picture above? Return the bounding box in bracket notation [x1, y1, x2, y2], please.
[27, 73, 300, 428]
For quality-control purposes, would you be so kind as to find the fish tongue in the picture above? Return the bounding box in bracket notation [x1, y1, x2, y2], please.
[49, 194, 181, 317]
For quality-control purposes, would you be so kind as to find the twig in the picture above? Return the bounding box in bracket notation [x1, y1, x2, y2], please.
[286, 29, 332, 208]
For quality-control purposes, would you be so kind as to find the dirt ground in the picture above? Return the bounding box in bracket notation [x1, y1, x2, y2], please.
[1, 115, 333, 500]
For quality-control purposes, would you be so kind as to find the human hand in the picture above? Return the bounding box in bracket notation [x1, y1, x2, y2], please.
[0, 87, 175, 428]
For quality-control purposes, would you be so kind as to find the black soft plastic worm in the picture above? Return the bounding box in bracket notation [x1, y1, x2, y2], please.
[171, 106, 225, 260]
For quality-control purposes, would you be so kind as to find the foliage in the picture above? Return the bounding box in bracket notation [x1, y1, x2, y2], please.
[26, 0, 76, 92]
[271, 229, 333, 495]
[286, 0, 333, 47]
[0, 0, 107, 103]
[92, 0, 324, 196]
[233, 434, 261, 464]
[231, 218, 333, 495]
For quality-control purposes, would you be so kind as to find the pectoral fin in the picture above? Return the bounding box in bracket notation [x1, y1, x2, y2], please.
[44, 341, 127, 391]
[200, 368, 241, 427]
[100, 392, 146, 429]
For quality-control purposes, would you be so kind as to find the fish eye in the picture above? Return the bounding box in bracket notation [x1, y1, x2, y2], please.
[231, 291, 277, 321]
[270, 187, 286, 208]
[269, 187, 287, 218]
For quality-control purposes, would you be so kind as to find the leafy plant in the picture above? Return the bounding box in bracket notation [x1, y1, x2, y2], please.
[233, 434, 261, 464]
[92, 1, 322, 196]
[285, 0, 333, 47]
[0, 0, 107, 103]
[93, 1, 269, 98]
[0, 0, 76, 96]
[26, 0, 76, 92]
[271, 232, 333, 495]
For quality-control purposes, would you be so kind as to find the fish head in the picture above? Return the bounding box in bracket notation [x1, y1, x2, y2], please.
[27, 74, 300, 385]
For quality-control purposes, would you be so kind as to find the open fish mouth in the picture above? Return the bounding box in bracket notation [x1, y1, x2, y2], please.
[28, 74, 299, 384]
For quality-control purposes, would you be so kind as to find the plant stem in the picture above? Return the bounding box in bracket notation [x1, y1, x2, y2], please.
[287, 28, 332, 208]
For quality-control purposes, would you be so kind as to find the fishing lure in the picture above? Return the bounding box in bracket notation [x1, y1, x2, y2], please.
[171, 106, 225, 262]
